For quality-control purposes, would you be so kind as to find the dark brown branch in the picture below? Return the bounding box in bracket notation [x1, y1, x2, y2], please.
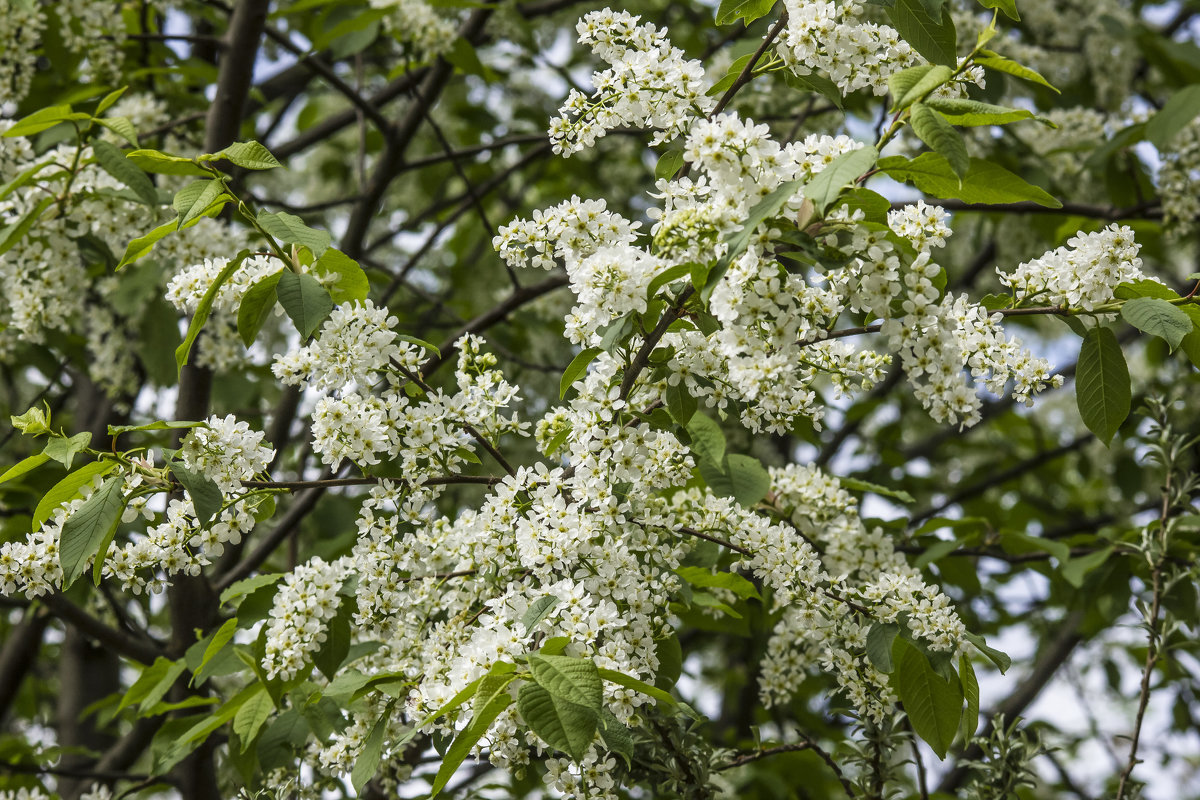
[40, 594, 162, 665]
[0, 606, 49, 720]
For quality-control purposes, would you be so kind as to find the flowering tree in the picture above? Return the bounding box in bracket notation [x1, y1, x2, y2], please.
[1, 0, 1199, 798]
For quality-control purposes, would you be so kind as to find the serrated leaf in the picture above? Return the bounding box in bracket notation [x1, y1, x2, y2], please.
[215, 140, 282, 170]
[173, 180, 226, 229]
[715, 0, 777, 25]
[974, 52, 1060, 93]
[521, 595, 560, 632]
[517, 683, 597, 761]
[311, 599, 353, 680]
[878, 153, 1061, 208]
[677, 566, 761, 600]
[963, 631, 1010, 673]
[431, 679, 514, 795]
[923, 97, 1041, 127]
[59, 475, 126, 589]
[888, 64, 937, 110]
[685, 412, 726, 466]
[839, 476, 916, 503]
[42, 432, 92, 470]
[233, 687, 275, 750]
[91, 140, 158, 205]
[804, 145, 880, 214]
[237, 270, 283, 347]
[0, 453, 50, 485]
[256, 210, 331, 258]
[887, 0, 958, 66]
[560, 347, 602, 399]
[351, 705, 392, 792]
[910, 103, 969, 179]
[95, 116, 139, 147]
[170, 461, 223, 523]
[33, 461, 117, 532]
[1120, 297, 1193, 351]
[896, 65, 954, 110]
[528, 654, 602, 709]
[277, 270, 334, 339]
[311, 248, 368, 303]
[3, 105, 91, 137]
[866, 622, 900, 673]
[890, 637, 962, 759]
[720, 454, 771, 507]
[1075, 327, 1130, 446]
[960, 655, 979, 739]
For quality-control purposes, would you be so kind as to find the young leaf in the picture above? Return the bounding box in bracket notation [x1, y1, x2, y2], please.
[803, 145, 880, 214]
[922, 97, 1041, 127]
[59, 475, 126, 589]
[560, 347, 602, 399]
[176, 253, 247, 374]
[310, 248, 368, 303]
[715, 0, 777, 26]
[839, 476, 916, 503]
[895, 65, 954, 110]
[33, 461, 117, 532]
[237, 270, 283, 347]
[888, 64, 937, 111]
[173, 181, 226, 229]
[521, 595, 560, 632]
[596, 667, 678, 706]
[977, 0, 1018, 21]
[256, 210, 331, 258]
[215, 140, 283, 170]
[890, 637, 963, 759]
[963, 632, 1011, 673]
[1120, 296, 1193, 352]
[974, 52, 1060, 93]
[91, 140, 158, 205]
[1075, 327, 1131, 446]
[655, 149, 685, 180]
[42, 432, 92, 470]
[878, 153, 1061, 208]
[0, 453, 50, 486]
[0, 197, 55, 256]
[276, 270, 334, 339]
[126, 149, 211, 176]
[233, 687, 275, 750]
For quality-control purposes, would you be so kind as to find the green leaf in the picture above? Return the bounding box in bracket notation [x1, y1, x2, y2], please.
[521, 595, 560, 632]
[722, 454, 772, 507]
[894, 65, 954, 110]
[0, 453, 50, 485]
[0, 197, 55, 256]
[963, 631, 1010, 673]
[192, 618, 238, 685]
[126, 149, 210, 176]
[0, 158, 55, 203]
[596, 667, 678, 706]
[59, 476, 126, 589]
[665, 382, 698, 426]
[597, 708, 635, 767]
[887, 0, 958, 66]
[516, 683, 597, 761]
[804, 145, 880, 214]
[977, 0, 1018, 20]
[866, 622, 900, 673]
[220, 573, 284, 607]
[527, 653, 602, 709]
[878, 153, 1062, 208]
[311, 249, 369, 304]
[117, 218, 178, 269]
[121, 657, 187, 712]
[351, 705, 392, 792]
[910, 103, 969, 179]
[108, 420, 204, 436]
[890, 637, 963, 759]
[707, 53, 756, 97]
[3, 105, 91, 137]
[974, 51, 1060, 93]
[431, 676, 515, 795]
[715, 0, 777, 26]
[922, 97, 1042, 127]
[1114, 279, 1179, 301]
[311, 598, 353, 681]
[42, 432, 92, 469]
[214, 140, 282, 170]
[888, 64, 937, 110]
[233, 687, 275, 750]
[1145, 85, 1200, 148]
[831, 188, 892, 224]
[685, 412, 726, 466]
[170, 461, 224, 523]
[560, 347, 602, 399]
[277, 270, 334, 339]
[256, 210, 331, 258]
[96, 86, 128, 115]
[960, 655, 980, 739]
[1075, 327, 1131, 446]
[676, 566, 761, 600]
[655, 634, 682, 691]
[95, 116, 139, 147]
[237, 270, 283, 347]
[655, 149, 685, 180]
[173, 180, 226, 229]
[1061, 545, 1116, 588]
[33, 461, 117, 532]
[1120, 297, 1193, 352]
[702, 176, 808, 301]
[839, 476, 916, 503]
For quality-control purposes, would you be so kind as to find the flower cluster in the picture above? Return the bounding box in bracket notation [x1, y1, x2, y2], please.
[549, 9, 713, 155]
[999, 224, 1147, 311]
[368, 0, 457, 62]
[0, 0, 44, 109]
